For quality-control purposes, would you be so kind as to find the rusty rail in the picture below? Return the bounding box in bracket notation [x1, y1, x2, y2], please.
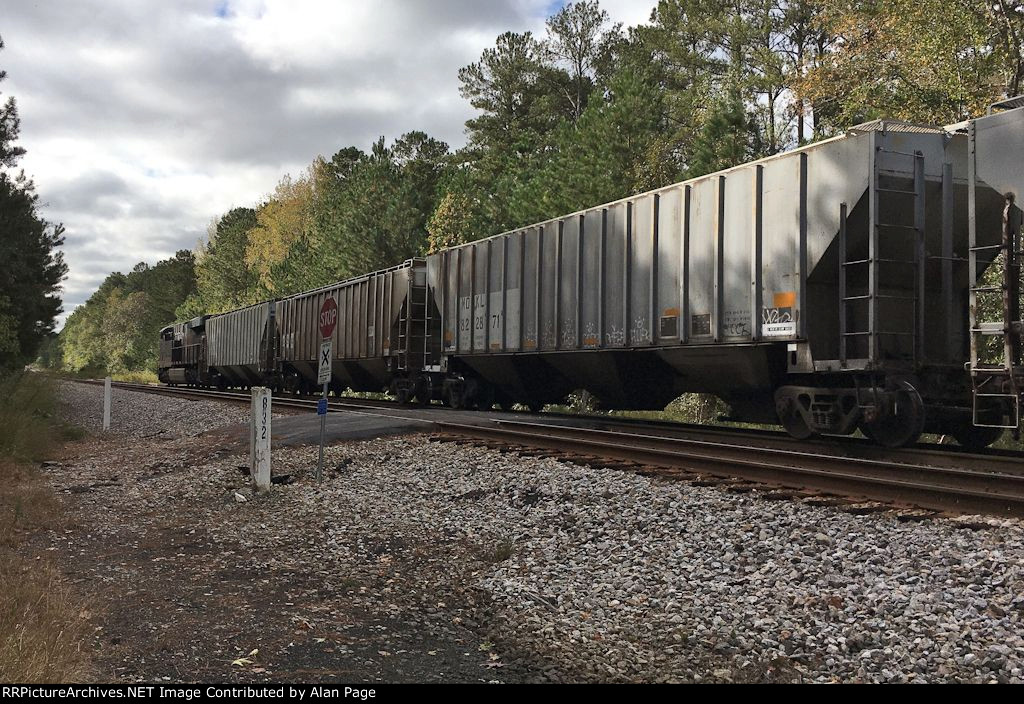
[75, 380, 1024, 517]
[433, 419, 1024, 518]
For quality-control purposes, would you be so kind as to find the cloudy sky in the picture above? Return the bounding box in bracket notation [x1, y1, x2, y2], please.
[1, 0, 657, 327]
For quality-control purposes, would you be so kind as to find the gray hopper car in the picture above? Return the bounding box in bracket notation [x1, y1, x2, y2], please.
[415, 102, 1024, 447]
[206, 301, 277, 388]
[158, 99, 1024, 449]
[276, 260, 439, 399]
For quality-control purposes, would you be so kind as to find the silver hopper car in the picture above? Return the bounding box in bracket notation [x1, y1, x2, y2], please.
[417, 100, 1024, 448]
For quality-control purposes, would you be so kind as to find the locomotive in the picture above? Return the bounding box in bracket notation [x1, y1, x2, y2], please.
[160, 99, 1024, 449]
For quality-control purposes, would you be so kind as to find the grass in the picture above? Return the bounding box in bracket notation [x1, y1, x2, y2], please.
[52, 367, 160, 386]
[476, 538, 515, 564]
[0, 372, 91, 682]
[0, 545, 91, 682]
[111, 369, 159, 385]
[0, 372, 63, 461]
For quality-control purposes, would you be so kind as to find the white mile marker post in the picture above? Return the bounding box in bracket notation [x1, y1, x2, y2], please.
[317, 297, 338, 485]
[251, 386, 272, 493]
[250, 389, 256, 473]
[103, 376, 112, 431]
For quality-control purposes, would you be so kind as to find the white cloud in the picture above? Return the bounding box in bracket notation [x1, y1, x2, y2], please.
[0, 0, 657, 327]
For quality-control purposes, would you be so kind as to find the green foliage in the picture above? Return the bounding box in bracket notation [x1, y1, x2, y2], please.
[0, 372, 61, 462]
[0, 36, 66, 376]
[60, 252, 195, 375]
[798, 0, 1023, 130]
[246, 173, 317, 296]
[687, 93, 754, 178]
[540, 1, 623, 124]
[186, 207, 260, 314]
[31, 333, 60, 370]
[508, 63, 667, 224]
[427, 177, 483, 252]
[308, 132, 450, 282]
[0, 36, 26, 170]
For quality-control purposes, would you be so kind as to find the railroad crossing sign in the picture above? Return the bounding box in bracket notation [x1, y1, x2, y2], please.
[319, 297, 338, 339]
[316, 298, 337, 485]
[318, 339, 332, 385]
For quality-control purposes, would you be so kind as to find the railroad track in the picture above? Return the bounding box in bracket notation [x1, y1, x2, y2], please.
[430, 420, 1024, 519]
[76, 379, 1024, 518]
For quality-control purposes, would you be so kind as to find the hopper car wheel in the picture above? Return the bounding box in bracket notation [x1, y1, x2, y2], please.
[862, 380, 925, 448]
[950, 423, 1004, 451]
[495, 392, 514, 411]
[779, 405, 814, 440]
[391, 380, 413, 405]
[776, 393, 813, 440]
[462, 379, 480, 410]
[474, 385, 495, 412]
[414, 383, 432, 407]
[445, 383, 466, 410]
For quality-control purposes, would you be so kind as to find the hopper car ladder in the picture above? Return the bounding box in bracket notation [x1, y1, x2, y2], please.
[839, 135, 925, 369]
[967, 191, 1023, 432]
[396, 282, 430, 373]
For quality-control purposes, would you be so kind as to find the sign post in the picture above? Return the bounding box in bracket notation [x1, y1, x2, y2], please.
[251, 386, 271, 493]
[316, 297, 338, 484]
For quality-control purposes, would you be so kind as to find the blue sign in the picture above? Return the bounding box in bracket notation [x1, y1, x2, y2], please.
[317, 399, 328, 416]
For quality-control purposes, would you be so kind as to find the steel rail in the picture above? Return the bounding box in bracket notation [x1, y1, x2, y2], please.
[81, 380, 1024, 470]
[434, 419, 1024, 518]
[73, 379, 1024, 516]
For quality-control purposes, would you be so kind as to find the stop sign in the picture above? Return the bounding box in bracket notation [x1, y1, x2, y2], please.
[318, 297, 338, 339]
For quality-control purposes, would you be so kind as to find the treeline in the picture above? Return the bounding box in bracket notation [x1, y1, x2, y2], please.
[0, 36, 66, 376]
[60, 0, 1024, 374]
[57, 252, 196, 375]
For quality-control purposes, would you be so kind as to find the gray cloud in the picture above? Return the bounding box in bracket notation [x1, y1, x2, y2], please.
[0, 0, 656, 326]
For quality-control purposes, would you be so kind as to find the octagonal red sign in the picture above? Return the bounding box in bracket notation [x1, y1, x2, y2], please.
[319, 297, 338, 339]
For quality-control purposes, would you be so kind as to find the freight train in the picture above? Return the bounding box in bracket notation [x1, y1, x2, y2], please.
[159, 99, 1024, 449]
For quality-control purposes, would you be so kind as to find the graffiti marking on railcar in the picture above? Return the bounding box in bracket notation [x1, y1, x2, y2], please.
[724, 309, 751, 338]
[583, 322, 599, 348]
[561, 320, 576, 347]
[631, 316, 650, 343]
[523, 323, 537, 350]
[542, 321, 556, 348]
[762, 306, 795, 337]
[605, 325, 625, 346]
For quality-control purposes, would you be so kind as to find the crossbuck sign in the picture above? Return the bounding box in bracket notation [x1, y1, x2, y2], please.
[316, 297, 337, 484]
[318, 339, 333, 384]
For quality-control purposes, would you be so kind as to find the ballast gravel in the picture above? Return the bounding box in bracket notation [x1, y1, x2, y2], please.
[55, 382, 1024, 682]
[59, 381, 273, 438]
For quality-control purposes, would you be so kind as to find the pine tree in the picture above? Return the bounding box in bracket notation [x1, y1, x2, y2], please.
[0, 35, 66, 373]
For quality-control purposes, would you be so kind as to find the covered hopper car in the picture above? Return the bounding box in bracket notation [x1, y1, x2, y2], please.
[159, 99, 1024, 448]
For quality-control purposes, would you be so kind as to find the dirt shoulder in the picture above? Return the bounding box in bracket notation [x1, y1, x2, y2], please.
[47, 383, 528, 683]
